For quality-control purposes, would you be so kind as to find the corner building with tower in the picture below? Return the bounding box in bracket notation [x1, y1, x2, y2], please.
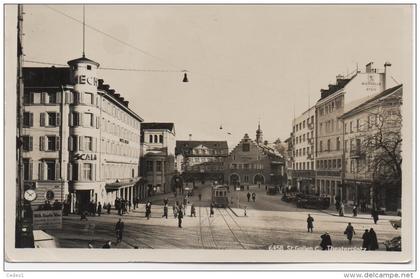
[22, 56, 143, 213]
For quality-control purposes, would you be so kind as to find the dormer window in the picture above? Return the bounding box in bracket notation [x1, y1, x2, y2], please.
[87, 65, 92, 70]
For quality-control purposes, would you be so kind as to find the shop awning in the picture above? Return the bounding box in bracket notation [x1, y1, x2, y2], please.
[105, 177, 141, 191]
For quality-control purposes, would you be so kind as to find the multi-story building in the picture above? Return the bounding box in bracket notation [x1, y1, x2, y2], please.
[22, 56, 143, 213]
[175, 140, 228, 187]
[291, 106, 316, 193]
[140, 122, 176, 196]
[224, 127, 285, 188]
[339, 84, 402, 211]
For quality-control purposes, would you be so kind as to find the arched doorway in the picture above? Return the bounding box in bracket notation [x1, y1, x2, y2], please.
[254, 174, 265, 185]
[229, 173, 240, 185]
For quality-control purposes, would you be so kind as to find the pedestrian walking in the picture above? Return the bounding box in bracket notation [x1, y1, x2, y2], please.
[198, 193, 202, 201]
[190, 204, 196, 217]
[162, 204, 168, 219]
[307, 214, 314, 233]
[344, 222, 356, 243]
[368, 228, 379, 251]
[173, 203, 177, 218]
[145, 201, 152, 220]
[128, 200, 132, 212]
[352, 205, 357, 217]
[164, 198, 169, 206]
[339, 202, 345, 216]
[320, 232, 332, 250]
[178, 208, 184, 228]
[210, 203, 214, 217]
[107, 203, 111, 214]
[97, 202, 102, 216]
[362, 229, 370, 250]
[335, 198, 341, 213]
[252, 192, 256, 202]
[115, 218, 124, 243]
[371, 209, 379, 224]
[102, 240, 112, 249]
[247, 192, 251, 202]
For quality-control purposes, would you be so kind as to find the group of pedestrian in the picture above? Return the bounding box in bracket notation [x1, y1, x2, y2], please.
[115, 198, 130, 216]
[362, 228, 379, 250]
[246, 192, 256, 203]
[306, 214, 380, 250]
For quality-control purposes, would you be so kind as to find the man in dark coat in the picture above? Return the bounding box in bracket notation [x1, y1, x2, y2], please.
[252, 192, 256, 202]
[97, 202, 102, 216]
[190, 204, 196, 217]
[320, 232, 332, 250]
[344, 222, 356, 243]
[198, 193, 202, 201]
[178, 207, 183, 228]
[368, 228, 379, 250]
[307, 214, 314, 233]
[362, 229, 370, 250]
[372, 209, 379, 224]
[210, 203, 214, 217]
[162, 204, 168, 219]
[247, 192, 251, 202]
[107, 203, 111, 214]
[352, 205, 357, 217]
[115, 218, 124, 243]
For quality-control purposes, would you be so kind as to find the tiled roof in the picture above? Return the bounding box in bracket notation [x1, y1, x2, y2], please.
[318, 74, 357, 101]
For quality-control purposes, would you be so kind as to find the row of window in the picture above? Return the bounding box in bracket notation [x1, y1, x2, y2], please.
[23, 159, 136, 182]
[24, 90, 141, 130]
[22, 135, 139, 158]
[318, 96, 343, 117]
[229, 163, 264, 170]
[293, 131, 314, 145]
[319, 119, 341, 135]
[22, 160, 94, 182]
[185, 165, 223, 172]
[316, 159, 342, 170]
[22, 136, 60, 152]
[188, 157, 222, 164]
[293, 115, 315, 133]
[148, 134, 164, 144]
[292, 161, 314, 171]
[319, 137, 341, 152]
[293, 146, 313, 157]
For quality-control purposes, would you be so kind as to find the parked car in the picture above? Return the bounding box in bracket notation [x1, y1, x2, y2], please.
[384, 236, 401, 251]
[296, 195, 330, 210]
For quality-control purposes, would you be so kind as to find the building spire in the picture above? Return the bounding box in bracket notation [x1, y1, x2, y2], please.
[256, 121, 263, 145]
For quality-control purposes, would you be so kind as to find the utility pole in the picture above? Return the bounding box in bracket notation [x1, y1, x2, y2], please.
[16, 3, 29, 248]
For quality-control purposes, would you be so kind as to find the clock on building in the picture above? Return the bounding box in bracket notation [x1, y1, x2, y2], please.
[24, 189, 37, 202]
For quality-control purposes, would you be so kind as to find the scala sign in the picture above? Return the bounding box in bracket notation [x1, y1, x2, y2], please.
[75, 75, 98, 86]
[73, 153, 97, 161]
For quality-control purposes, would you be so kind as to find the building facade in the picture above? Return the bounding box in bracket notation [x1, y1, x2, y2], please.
[339, 84, 402, 211]
[315, 62, 389, 203]
[175, 140, 228, 187]
[224, 131, 285, 188]
[140, 122, 176, 196]
[291, 106, 316, 193]
[22, 56, 143, 213]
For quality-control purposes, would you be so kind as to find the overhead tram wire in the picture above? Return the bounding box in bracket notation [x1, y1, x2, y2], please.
[44, 5, 187, 72]
[24, 59, 184, 73]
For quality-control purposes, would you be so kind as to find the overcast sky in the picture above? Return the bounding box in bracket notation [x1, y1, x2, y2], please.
[20, 4, 413, 149]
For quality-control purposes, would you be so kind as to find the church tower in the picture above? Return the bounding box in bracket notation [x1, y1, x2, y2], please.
[256, 122, 263, 145]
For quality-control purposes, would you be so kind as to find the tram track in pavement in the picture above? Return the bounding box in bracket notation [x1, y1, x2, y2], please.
[197, 201, 218, 249]
[216, 208, 246, 249]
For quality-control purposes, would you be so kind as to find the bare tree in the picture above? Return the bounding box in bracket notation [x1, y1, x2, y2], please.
[362, 96, 402, 210]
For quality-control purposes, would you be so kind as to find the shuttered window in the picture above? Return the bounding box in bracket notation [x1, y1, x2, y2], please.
[23, 112, 33, 127]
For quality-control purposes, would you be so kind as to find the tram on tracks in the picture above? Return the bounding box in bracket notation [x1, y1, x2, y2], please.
[211, 185, 229, 208]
